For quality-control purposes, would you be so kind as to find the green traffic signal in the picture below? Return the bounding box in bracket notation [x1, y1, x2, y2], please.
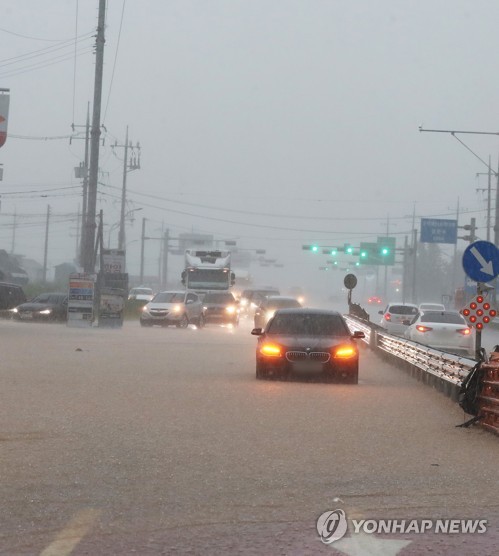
[311, 245, 319, 253]
[380, 247, 390, 256]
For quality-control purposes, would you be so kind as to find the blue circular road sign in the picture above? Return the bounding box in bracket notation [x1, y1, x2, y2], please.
[462, 241, 499, 283]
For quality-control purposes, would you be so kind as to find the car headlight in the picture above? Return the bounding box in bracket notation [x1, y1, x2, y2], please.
[240, 299, 248, 307]
[266, 310, 275, 320]
[297, 296, 305, 304]
[39, 309, 52, 315]
[12, 308, 18, 313]
[172, 304, 182, 313]
[259, 343, 282, 357]
[226, 305, 236, 314]
[333, 345, 357, 359]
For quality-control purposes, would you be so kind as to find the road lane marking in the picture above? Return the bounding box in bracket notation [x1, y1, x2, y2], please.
[40, 508, 101, 556]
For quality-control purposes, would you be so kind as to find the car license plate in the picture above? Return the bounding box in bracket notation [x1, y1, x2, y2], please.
[20, 312, 33, 319]
[292, 361, 324, 373]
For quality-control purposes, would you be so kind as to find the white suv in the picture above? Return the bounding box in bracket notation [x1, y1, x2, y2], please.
[379, 303, 419, 335]
[140, 290, 204, 328]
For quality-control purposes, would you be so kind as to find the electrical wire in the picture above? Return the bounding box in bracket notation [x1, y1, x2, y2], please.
[0, 26, 88, 42]
[0, 46, 94, 80]
[103, 0, 126, 124]
[0, 32, 93, 67]
[104, 183, 487, 223]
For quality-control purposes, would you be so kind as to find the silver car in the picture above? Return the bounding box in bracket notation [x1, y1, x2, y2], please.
[379, 303, 419, 335]
[140, 290, 204, 328]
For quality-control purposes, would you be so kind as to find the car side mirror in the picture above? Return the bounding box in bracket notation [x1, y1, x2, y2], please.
[352, 330, 365, 339]
[251, 328, 263, 336]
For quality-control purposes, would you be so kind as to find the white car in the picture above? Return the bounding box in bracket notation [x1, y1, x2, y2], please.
[404, 310, 473, 356]
[128, 287, 154, 302]
[418, 302, 446, 313]
[379, 303, 419, 335]
[140, 290, 204, 328]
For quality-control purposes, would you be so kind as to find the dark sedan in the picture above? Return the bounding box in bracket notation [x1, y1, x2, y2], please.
[202, 292, 239, 326]
[13, 293, 68, 322]
[251, 308, 364, 383]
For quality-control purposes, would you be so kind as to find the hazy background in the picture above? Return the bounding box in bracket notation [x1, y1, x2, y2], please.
[1, 0, 498, 298]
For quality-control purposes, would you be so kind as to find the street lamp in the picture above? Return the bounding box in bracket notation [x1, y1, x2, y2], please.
[108, 208, 142, 248]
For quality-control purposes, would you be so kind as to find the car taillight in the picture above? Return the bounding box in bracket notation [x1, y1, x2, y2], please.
[384, 313, 391, 321]
[259, 343, 282, 357]
[334, 345, 357, 359]
[457, 328, 471, 336]
[416, 325, 432, 333]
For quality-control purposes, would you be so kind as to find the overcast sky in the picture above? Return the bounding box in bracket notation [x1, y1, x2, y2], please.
[1, 0, 498, 290]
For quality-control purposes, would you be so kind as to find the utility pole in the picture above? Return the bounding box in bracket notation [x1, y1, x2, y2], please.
[42, 205, 50, 283]
[411, 228, 418, 304]
[10, 209, 16, 254]
[113, 126, 141, 251]
[383, 215, 389, 299]
[72, 103, 91, 265]
[76, 206, 80, 260]
[162, 229, 169, 290]
[140, 217, 146, 284]
[82, 0, 106, 273]
[402, 235, 408, 303]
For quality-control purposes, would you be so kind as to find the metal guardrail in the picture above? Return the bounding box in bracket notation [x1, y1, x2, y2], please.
[345, 314, 475, 400]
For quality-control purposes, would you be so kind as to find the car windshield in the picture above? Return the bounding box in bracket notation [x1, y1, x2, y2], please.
[388, 305, 418, 315]
[152, 292, 185, 303]
[420, 312, 466, 325]
[267, 313, 349, 336]
[203, 293, 235, 303]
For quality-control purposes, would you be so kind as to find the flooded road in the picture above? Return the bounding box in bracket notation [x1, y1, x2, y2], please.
[1, 318, 499, 555]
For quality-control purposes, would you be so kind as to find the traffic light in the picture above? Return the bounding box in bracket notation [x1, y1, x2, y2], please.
[344, 244, 354, 255]
[460, 218, 477, 243]
[302, 244, 320, 252]
[323, 247, 338, 256]
[377, 237, 396, 265]
[359, 242, 377, 264]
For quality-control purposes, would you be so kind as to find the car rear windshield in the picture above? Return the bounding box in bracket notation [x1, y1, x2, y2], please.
[420, 312, 466, 324]
[388, 305, 418, 315]
[420, 304, 444, 311]
[132, 289, 152, 295]
[152, 292, 185, 303]
[267, 313, 349, 336]
[267, 298, 301, 309]
[203, 293, 235, 303]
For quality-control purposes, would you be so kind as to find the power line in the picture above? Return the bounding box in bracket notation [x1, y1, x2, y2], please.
[103, 0, 126, 124]
[0, 46, 93, 80]
[0, 26, 90, 42]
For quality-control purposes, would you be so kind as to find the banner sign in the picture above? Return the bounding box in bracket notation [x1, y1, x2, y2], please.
[67, 273, 95, 327]
[102, 249, 125, 273]
[0, 89, 10, 148]
[420, 218, 457, 244]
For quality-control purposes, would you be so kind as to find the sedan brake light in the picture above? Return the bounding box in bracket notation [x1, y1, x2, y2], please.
[384, 313, 391, 321]
[457, 328, 471, 336]
[416, 325, 432, 333]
